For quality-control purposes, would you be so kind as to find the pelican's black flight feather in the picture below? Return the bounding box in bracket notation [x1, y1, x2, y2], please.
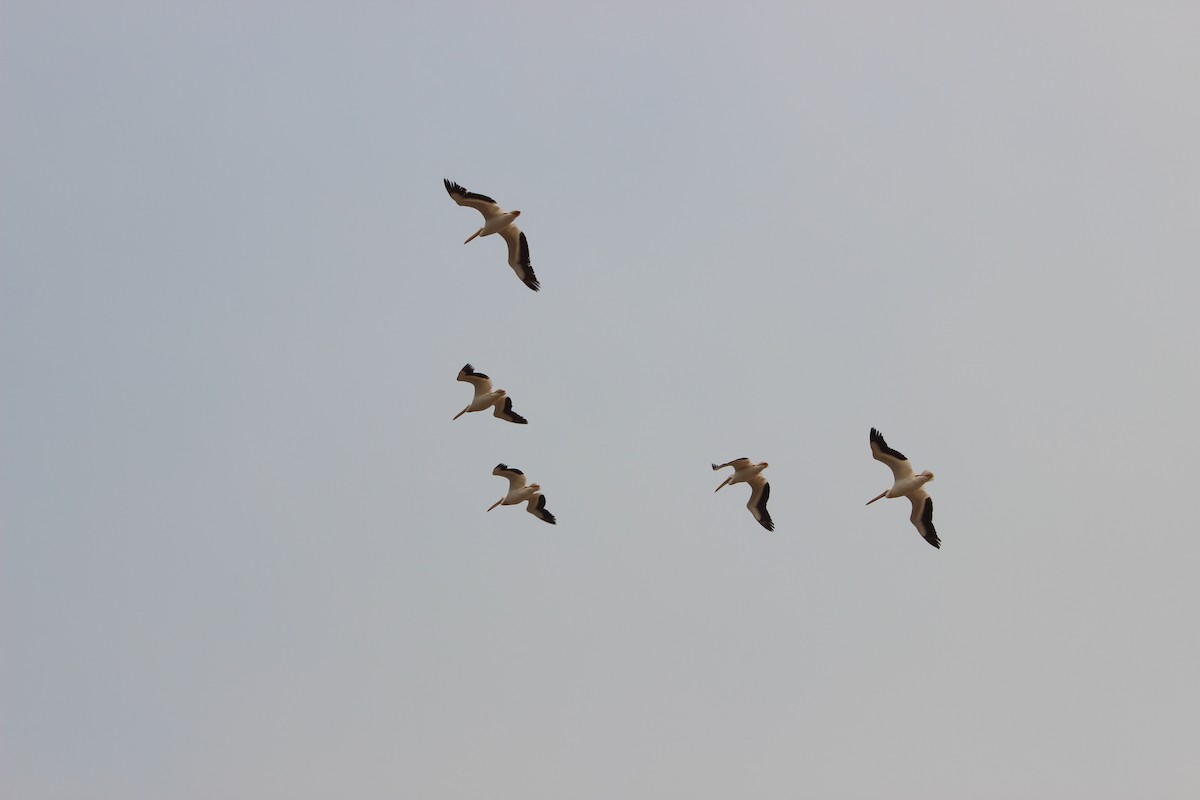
[754, 482, 774, 532]
[918, 497, 940, 549]
[495, 396, 528, 424]
[460, 363, 489, 380]
[870, 428, 907, 461]
[444, 179, 496, 205]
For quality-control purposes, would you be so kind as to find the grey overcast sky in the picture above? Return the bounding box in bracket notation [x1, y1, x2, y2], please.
[3, 1, 1199, 797]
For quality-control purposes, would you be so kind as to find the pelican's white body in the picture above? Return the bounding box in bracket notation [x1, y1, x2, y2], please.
[476, 211, 520, 238]
[721, 461, 768, 487]
[466, 391, 504, 412]
[882, 473, 934, 500]
[495, 484, 540, 507]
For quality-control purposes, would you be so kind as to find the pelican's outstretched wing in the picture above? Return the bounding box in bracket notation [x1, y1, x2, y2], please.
[444, 179, 506, 220]
[870, 428, 914, 482]
[498, 226, 538, 291]
[457, 363, 493, 395]
[909, 491, 939, 548]
[712, 458, 752, 471]
[493, 395, 528, 424]
[526, 493, 556, 525]
[492, 463, 527, 492]
[746, 476, 773, 532]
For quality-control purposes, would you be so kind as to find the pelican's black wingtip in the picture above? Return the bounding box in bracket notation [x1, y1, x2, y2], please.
[870, 427, 908, 461]
[756, 482, 773, 531]
[530, 494, 556, 524]
[922, 497, 939, 548]
[498, 397, 528, 424]
[522, 267, 540, 292]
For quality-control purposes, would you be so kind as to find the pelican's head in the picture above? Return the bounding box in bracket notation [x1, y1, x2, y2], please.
[495, 389, 507, 397]
[510, 210, 522, 220]
[528, 483, 541, 492]
[920, 470, 935, 482]
[760, 461, 770, 469]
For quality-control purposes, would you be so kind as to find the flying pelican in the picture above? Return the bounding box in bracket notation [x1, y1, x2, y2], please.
[453, 364, 528, 424]
[712, 458, 773, 531]
[488, 463, 556, 524]
[444, 179, 539, 291]
[866, 428, 940, 548]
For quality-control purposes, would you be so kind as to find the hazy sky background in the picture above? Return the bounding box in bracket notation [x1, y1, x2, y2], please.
[3, 1, 1199, 797]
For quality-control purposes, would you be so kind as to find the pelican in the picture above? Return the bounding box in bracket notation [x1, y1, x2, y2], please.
[453, 364, 528, 424]
[444, 179, 539, 291]
[866, 428, 940, 548]
[712, 458, 773, 531]
[488, 463, 556, 524]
